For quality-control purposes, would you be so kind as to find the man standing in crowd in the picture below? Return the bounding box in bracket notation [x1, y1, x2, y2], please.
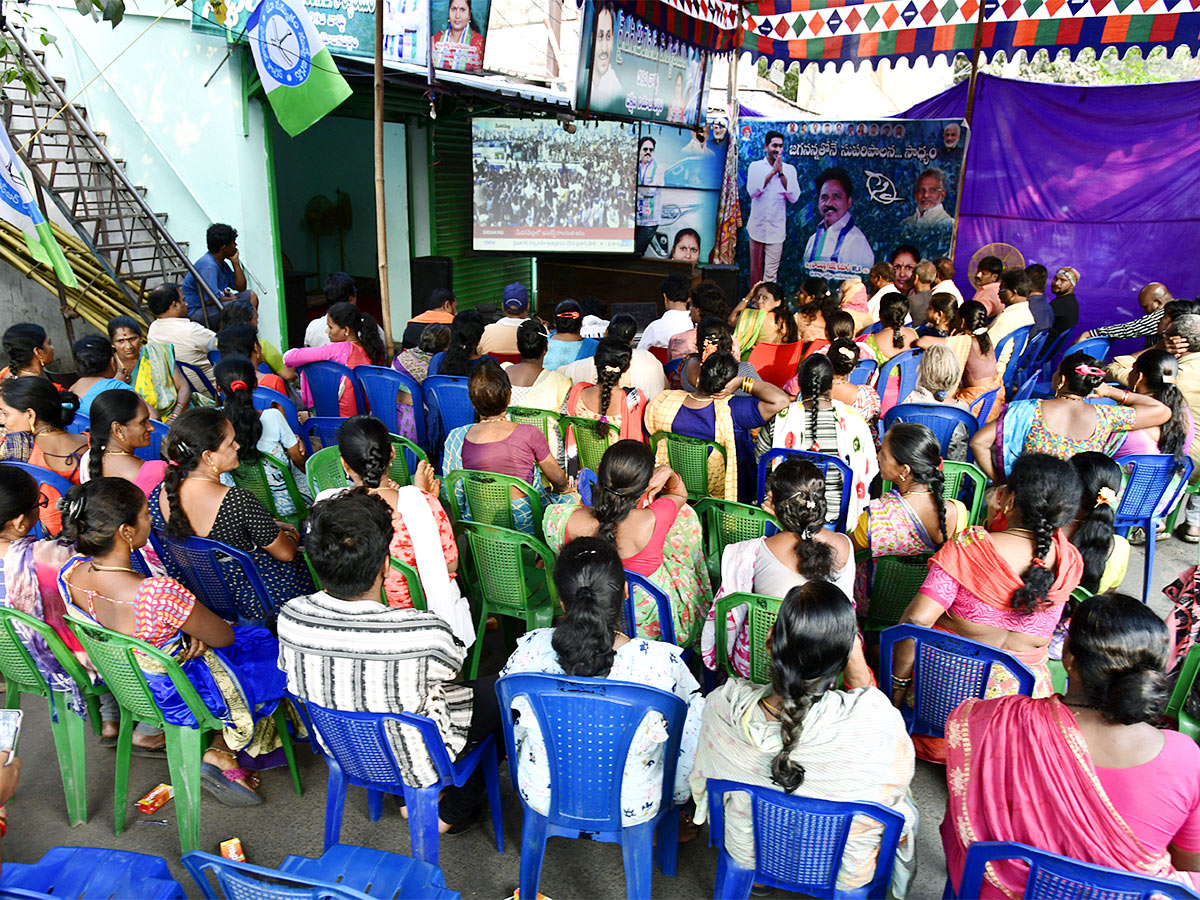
[971, 256, 1004, 317]
[145, 282, 217, 384]
[479, 283, 531, 356]
[902, 168, 955, 229]
[1083, 282, 1173, 349]
[1024, 264, 1054, 334]
[908, 260, 937, 327]
[638, 273, 693, 350]
[181, 222, 255, 327]
[635, 136, 664, 257]
[1048, 266, 1082, 344]
[746, 130, 800, 284]
[403, 287, 457, 348]
[802, 166, 874, 281]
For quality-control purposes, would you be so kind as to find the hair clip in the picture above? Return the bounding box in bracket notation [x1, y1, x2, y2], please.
[837, 346, 856, 361]
[1074, 364, 1106, 378]
[229, 379, 249, 392]
[1095, 486, 1116, 507]
[972, 327, 988, 336]
[175, 439, 191, 455]
[1031, 557, 1047, 569]
[1161, 373, 1177, 384]
[603, 365, 621, 375]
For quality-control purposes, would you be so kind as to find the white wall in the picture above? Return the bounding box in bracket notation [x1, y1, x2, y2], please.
[27, 0, 284, 346]
[0, 261, 96, 371]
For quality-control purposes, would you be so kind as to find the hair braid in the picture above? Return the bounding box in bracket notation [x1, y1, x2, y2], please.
[595, 369, 618, 438]
[1012, 510, 1056, 612]
[771, 692, 818, 792]
[88, 428, 108, 482]
[162, 461, 195, 539]
[806, 369, 821, 451]
[929, 467, 948, 546]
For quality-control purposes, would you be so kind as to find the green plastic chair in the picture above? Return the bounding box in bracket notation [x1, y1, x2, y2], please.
[693, 498, 779, 588]
[561, 415, 620, 474]
[862, 555, 932, 633]
[0, 606, 110, 826]
[389, 556, 427, 611]
[1167, 643, 1200, 741]
[456, 521, 559, 679]
[65, 617, 302, 853]
[444, 468, 545, 536]
[305, 445, 347, 497]
[508, 406, 562, 445]
[882, 460, 988, 528]
[713, 592, 782, 685]
[230, 452, 309, 527]
[650, 431, 728, 502]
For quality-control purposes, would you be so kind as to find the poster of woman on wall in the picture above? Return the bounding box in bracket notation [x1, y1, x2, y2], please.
[431, 0, 489, 72]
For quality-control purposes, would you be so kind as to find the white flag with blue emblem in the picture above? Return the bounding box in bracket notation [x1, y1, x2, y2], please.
[0, 124, 76, 287]
[245, 0, 352, 137]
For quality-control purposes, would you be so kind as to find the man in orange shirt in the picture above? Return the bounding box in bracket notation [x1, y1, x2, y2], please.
[402, 287, 457, 348]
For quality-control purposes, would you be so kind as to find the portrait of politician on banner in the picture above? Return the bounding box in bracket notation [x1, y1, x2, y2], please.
[634, 122, 727, 262]
[431, 0, 490, 72]
[735, 118, 968, 294]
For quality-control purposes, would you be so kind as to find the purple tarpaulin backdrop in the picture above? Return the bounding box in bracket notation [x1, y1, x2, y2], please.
[902, 73, 1200, 331]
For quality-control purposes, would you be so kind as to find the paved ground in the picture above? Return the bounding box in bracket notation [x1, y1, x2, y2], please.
[3, 534, 1192, 899]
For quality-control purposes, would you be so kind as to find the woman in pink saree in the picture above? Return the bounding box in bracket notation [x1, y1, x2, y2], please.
[944, 593, 1200, 898]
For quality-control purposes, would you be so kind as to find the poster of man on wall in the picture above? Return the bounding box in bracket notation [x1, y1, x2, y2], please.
[735, 118, 968, 295]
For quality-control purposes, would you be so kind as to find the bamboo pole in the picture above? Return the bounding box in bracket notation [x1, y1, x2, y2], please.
[374, 0, 394, 359]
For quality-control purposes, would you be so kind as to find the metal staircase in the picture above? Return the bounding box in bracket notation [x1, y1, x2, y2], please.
[0, 24, 219, 322]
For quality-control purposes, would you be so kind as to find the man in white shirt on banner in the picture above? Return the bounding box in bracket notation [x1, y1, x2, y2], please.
[635, 136, 665, 257]
[745, 130, 800, 284]
[802, 166, 876, 281]
[901, 167, 955, 229]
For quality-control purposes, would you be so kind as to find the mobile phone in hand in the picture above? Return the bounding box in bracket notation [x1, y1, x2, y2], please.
[0, 710, 23, 762]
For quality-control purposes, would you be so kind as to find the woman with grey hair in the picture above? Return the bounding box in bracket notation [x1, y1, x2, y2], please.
[907, 343, 971, 460]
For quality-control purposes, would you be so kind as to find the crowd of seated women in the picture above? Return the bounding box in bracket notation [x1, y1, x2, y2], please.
[2, 266, 1200, 898]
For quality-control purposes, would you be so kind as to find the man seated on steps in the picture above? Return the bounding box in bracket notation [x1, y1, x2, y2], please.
[181, 222, 256, 328]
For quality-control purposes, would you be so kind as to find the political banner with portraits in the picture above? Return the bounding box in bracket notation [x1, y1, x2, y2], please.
[734, 118, 968, 295]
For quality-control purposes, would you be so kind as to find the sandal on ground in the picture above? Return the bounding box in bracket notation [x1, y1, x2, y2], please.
[200, 763, 263, 807]
[131, 743, 168, 759]
[1179, 527, 1200, 544]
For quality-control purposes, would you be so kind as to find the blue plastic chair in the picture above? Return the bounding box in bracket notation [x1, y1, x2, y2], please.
[1012, 371, 1039, 401]
[294, 698, 504, 867]
[881, 403, 978, 459]
[356, 364, 427, 448]
[424, 374, 475, 440]
[0, 847, 185, 899]
[578, 467, 596, 505]
[183, 846, 461, 900]
[875, 349, 922, 408]
[301, 416, 348, 455]
[175, 361, 218, 400]
[1060, 335, 1114, 364]
[624, 570, 676, 645]
[300, 360, 367, 418]
[950, 841, 1200, 900]
[968, 386, 1002, 424]
[152, 531, 280, 625]
[861, 321, 883, 336]
[995, 324, 1032, 393]
[1113, 454, 1195, 603]
[706, 779, 905, 900]
[1013, 328, 1048, 385]
[495, 673, 687, 900]
[847, 358, 877, 386]
[134, 418, 168, 463]
[879, 624, 1035, 739]
[757, 448, 853, 531]
[253, 385, 301, 435]
[5, 461, 72, 539]
[64, 412, 90, 435]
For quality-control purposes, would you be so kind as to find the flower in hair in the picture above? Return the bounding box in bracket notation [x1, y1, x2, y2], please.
[1075, 364, 1106, 378]
[1095, 486, 1116, 507]
[837, 346, 856, 361]
[972, 327, 988, 336]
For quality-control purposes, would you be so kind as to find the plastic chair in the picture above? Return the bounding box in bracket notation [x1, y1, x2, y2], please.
[305, 445, 347, 496]
[875, 349, 922, 409]
[457, 521, 559, 678]
[356, 365, 427, 448]
[183, 845, 461, 900]
[1059, 335, 1114, 365]
[881, 403, 979, 459]
[943, 460, 989, 526]
[253, 385, 301, 435]
[5, 461, 72, 539]
[861, 555, 931, 633]
[291, 698, 503, 868]
[0, 847, 185, 899]
[578, 467, 596, 505]
[65, 617, 301, 853]
[230, 452, 308, 527]
[176, 361, 218, 400]
[1012, 371, 1039, 401]
[64, 412, 89, 435]
[300, 416, 347, 455]
[951, 841, 1200, 900]
[1112, 454, 1194, 602]
[757, 448, 853, 532]
[154, 531, 280, 625]
[647, 345, 669, 366]
[508, 405, 563, 447]
[968, 386, 1002, 424]
[444, 468, 545, 537]
[847, 358, 877, 386]
[1013, 328, 1048, 385]
[300, 360, 366, 418]
[562, 415, 621, 474]
[1165, 643, 1200, 740]
[389, 556, 426, 611]
[495, 672, 687, 900]
[879, 624, 1035, 739]
[132, 418, 169, 463]
[995, 324, 1032, 393]
[423, 375, 475, 440]
[693, 498, 779, 588]
[649, 430, 728, 502]
[713, 592, 782, 685]
[706, 778, 905, 900]
[623, 570, 676, 644]
[746, 342, 804, 388]
[0, 606, 109, 826]
[861, 321, 883, 336]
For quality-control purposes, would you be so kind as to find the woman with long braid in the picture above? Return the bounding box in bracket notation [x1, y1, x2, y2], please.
[81, 390, 167, 496]
[562, 337, 645, 441]
[892, 453, 1084, 762]
[860, 291, 918, 412]
[282, 301, 385, 416]
[690, 582, 918, 896]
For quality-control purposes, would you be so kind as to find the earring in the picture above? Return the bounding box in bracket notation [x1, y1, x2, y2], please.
[210, 461, 221, 476]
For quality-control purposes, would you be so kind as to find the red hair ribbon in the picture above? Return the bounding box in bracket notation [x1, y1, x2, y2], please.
[557, 311, 581, 319]
[229, 380, 249, 392]
[1074, 364, 1106, 378]
[1031, 557, 1047, 568]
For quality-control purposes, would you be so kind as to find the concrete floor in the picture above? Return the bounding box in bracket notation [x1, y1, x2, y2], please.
[2, 534, 1192, 899]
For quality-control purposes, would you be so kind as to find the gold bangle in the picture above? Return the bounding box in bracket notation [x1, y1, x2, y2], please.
[742, 376, 755, 395]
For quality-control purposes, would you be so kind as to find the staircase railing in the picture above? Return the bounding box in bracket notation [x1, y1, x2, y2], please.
[0, 23, 223, 326]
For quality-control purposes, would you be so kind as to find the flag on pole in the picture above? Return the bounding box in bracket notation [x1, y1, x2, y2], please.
[0, 125, 77, 288]
[245, 0, 352, 137]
